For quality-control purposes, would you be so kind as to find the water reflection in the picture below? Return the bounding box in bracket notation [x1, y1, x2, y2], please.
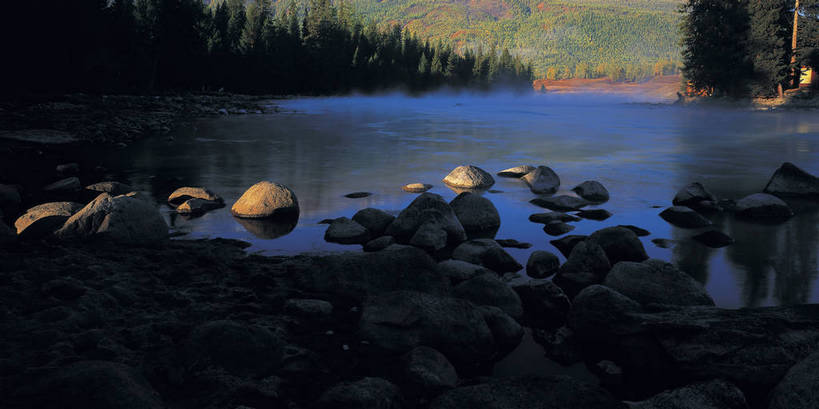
[235, 216, 298, 240]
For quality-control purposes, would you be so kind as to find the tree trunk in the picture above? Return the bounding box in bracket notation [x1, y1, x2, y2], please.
[791, 0, 800, 88]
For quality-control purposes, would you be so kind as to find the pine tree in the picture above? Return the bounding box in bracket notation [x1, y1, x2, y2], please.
[747, 0, 791, 96]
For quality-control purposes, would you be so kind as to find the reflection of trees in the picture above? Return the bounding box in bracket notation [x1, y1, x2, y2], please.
[770, 210, 819, 305]
[671, 226, 714, 285]
[724, 218, 777, 307]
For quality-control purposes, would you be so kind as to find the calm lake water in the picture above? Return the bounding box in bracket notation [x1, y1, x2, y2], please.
[115, 92, 818, 310]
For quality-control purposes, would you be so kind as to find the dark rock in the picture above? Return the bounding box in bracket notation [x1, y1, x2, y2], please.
[44, 177, 81, 193]
[550, 235, 588, 257]
[0, 222, 15, 245]
[769, 349, 819, 409]
[651, 238, 676, 249]
[618, 225, 650, 237]
[530, 195, 589, 211]
[521, 166, 561, 194]
[403, 183, 433, 193]
[86, 181, 134, 197]
[284, 298, 333, 318]
[554, 241, 611, 298]
[450, 192, 500, 239]
[437, 260, 493, 284]
[186, 320, 284, 377]
[401, 346, 458, 391]
[24, 361, 164, 409]
[659, 206, 712, 228]
[410, 221, 448, 252]
[345, 191, 372, 198]
[629, 380, 748, 409]
[315, 377, 402, 409]
[14, 202, 83, 240]
[318, 218, 335, 224]
[429, 375, 625, 409]
[588, 226, 648, 265]
[572, 181, 610, 202]
[603, 259, 715, 307]
[42, 278, 87, 300]
[363, 236, 396, 252]
[55, 193, 168, 245]
[529, 212, 581, 224]
[451, 239, 523, 273]
[594, 360, 624, 387]
[442, 165, 495, 189]
[495, 239, 533, 249]
[454, 273, 523, 319]
[763, 162, 819, 198]
[532, 326, 582, 365]
[692, 230, 734, 248]
[576, 209, 612, 220]
[567, 285, 643, 346]
[385, 193, 467, 246]
[672, 182, 719, 212]
[512, 279, 571, 329]
[325, 217, 371, 245]
[497, 165, 536, 178]
[477, 305, 525, 356]
[0, 184, 21, 215]
[176, 198, 224, 215]
[735, 193, 793, 220]
[543, 221, 575, 236]
[526, 250, 560, 278]
[56, 163, 80, 174]
[353, 208, 395, 237]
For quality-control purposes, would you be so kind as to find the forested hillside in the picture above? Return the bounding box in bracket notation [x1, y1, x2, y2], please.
[261, 0, 683, 80]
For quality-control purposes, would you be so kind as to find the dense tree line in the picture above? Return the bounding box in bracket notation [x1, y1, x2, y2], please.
[2, 0, 533, 97]
[680, 0, 819, 97]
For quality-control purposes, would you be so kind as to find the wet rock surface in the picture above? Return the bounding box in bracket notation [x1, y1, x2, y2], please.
[763, 162, 819, 198]
[521, 166, 561, 194]
[442, 165, 495, 189]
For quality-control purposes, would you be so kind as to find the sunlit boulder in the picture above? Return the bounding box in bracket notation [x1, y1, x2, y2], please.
[231, 181, 299, 219]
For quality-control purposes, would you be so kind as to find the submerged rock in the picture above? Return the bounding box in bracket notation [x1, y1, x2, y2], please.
[55, 193, 167, 245]
[176, 198, 224, 215]
[450, 192, 501, 239]
[672, 182, 719, 212]
[403, 183, 433, 193]
[618, 225, 650, 237]
[325, 217, 371, 245]
[659, 206, 712, 228]
[628, 380, 748, 409]
[603, 259, 715, 307]
[521, 166, 561, 194]
[526, 250, 560, 278]
[345, 191, 372, 198]
[734, 193, 793, 220]
[451, 239, 523, 273]
[495, 238, 533, 249]
[14, 201, 83, 239]
[497, 165, 536, 178]
[543, 221, 575, 236]
[572, 180, 610, 202]
[651, 238, 676, 249]
[576, 209, 612, 221]
[442, 165, 495, 189]
[352, 208, 395, 237]
[692, 230, 734, 248]
[529, 212, 581, 224]
[231, 181, 299, 219]
[315, 377, 402, 409]
[763, 162, 819, 198]
[530, 195, 589, 211]
[44, 177, 81, 193]
[86, 181, 134, 197]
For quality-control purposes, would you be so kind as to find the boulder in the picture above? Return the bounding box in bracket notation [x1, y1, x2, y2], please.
[14, 201, 83, 239]
[529, 212, 581, 224]
[588, 226, 648, 265]
[363, 236, 396, 252]
[512, 279, 571, 329]
[401, 346, 458, 391]
[56, 162, 80, 174]
[403, 183, 433, 193]
[550, 235, 588, 257]
[451, 239, 523, 273]
[437, 260, 494, 284]
[659, 206, 712, 228]
[168, 186, 223, 206]
[763, 162, 819, 198]
[618, 225, 650, 237]
[603, 259, 715, 307]
[359, 291, 496, 367]
[85, 181, 134, 197]
[530, 195, 589, 211]
[289, 245, 450, 301]
[692, 230, 734, 248]
[672, 182, 719, 212]
[442, 165, 495, 189]
[315, 377, 402, 409]
[43, 177, 81, 193]
[231, 181, 299, 219]
[284, 299, 333, 318]
[769, 349, 819, 409]
[454, 273, 523, 319]
[186, 320, 284, 377]
[55, 193, 167, 245]
[449, 192, 500, 239]
[477, 305, 525, 355]
[325, 217, 371, 244]
[385, 193, 466, 246]
[495, 238, 532, 249]
[543, 221, 575, 236]
[734, 193, 793, 220]
[497, 165, 536, 178]
[176, 198, 224, 215]
[568, 285, 643, 343]
[628, 380, 748, 409]
[553, 241, 611, 298]
[24, 361, 164, 409]
[429, 375, 625, 409]
[526, 250, 560, 278]
[410, 221, 448, 252]
[352, 208, 395, 236]
[521, 166, 561, 194]
[576, 209, 612, 221]
[572, 181, 610, 202]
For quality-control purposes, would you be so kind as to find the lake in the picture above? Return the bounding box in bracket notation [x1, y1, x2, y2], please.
[112, 92, 818, 309]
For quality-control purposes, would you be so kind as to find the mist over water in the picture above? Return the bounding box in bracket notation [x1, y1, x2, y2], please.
[111, 92, 818, 308]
